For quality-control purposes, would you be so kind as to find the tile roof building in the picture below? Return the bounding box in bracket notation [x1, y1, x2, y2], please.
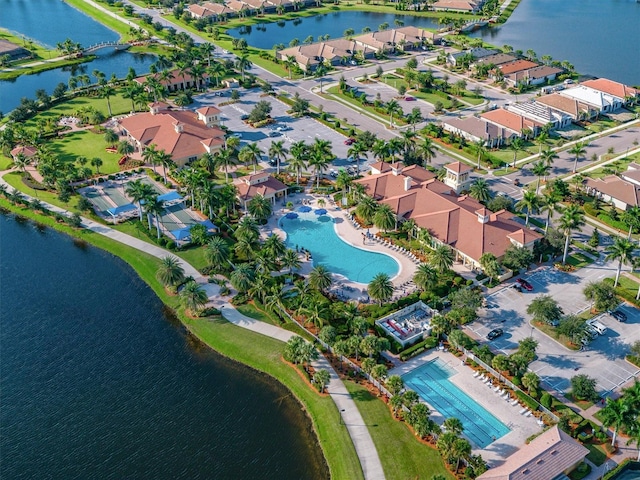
[355, 162, 541, 268]
[560, 85, 624, 113]
[10, 145, 38, 161]
[480, 108, 541, 138]
[581, 78, 639, 104]
[235, 172, 288, 209]
[134, 68, 211, 93]
[118, 103, 225, 167]
[535, 93, 598, 121]
[477, 426, 589, 480]
[504, 65, 564, 87]
[432, 0, 485, 13]
[443, 116, 508, 148]
[497, 59, 539, 76]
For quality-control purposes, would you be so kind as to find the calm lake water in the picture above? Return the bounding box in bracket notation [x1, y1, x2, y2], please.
[227, 11, 440, 50]
[470, 0, 640, 85]
[0, 213, 327, 480]
[0, 0, 155, 114]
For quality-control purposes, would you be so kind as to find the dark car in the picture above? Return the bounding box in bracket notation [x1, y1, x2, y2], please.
[609, 310, 627, 322]
[404, 96, 416, 101]
[516, 278, 533, 291]
[344, 137, 356, 145]
[487, 328, 504, 341]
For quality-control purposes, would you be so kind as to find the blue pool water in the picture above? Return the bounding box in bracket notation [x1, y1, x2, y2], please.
[403, 358, 510, 448]
[279, 212, 399, 284]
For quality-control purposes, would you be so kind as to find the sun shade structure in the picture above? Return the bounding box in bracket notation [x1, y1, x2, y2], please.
[106, 203, 137, 218]
[285, 212, 299, 219]
[314, 208, 328, 215]
[157, 191, 183, 206]
[298, 205, 312, 212]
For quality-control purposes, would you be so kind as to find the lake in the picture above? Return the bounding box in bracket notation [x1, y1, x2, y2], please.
[470, 0, 640, 85]
[0, 0, 155, 114]
[0, 213, 327, 480]
[227, 10, 441, 50]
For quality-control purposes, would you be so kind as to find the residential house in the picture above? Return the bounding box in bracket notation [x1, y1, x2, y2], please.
[432, 0, 485, 13]
[135, 68, 211, 93]
[621, 163, 640, 187]
[226, 0, 254, 15]
[494, 59, 539, 81]
[477, 425, 589, 480]
[472, 53, 518, 68]
[581, 78, 639, 106]
[560, 85, 624, 114]
[535, 93, 598, 122]
[443, 116, 507, 148]
[235, 172, 288, 209]
[202, 2, 235, 17]
[10, 145, 38, 162]
[187, 3, 215, 18]
[480, 108, 540, 138]
[0, 39, 30, 61]
[242, 0, 273, 12]
[507, 101, 572, 129]
[278, 39, 373, 71]
[118, 103, 226, 167]
[448, 47, 497, 66]
[266, 0, 295, 9]
[354, 162, 541, 269]
[504, 65, 564, 87]
[584, 175, 640, 211]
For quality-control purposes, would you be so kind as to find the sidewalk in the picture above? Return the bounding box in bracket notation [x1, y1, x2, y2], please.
[0, 169, 386, 480]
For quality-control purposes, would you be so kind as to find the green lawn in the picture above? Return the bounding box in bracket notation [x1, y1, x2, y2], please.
[0, 155, 13, 171]
[344, 380, 454, 480]
[566, 252, 595, 270]
[48, 130, 123, 175]
[187, 317, 364, 480]
[585, 443, 608, 467]
[64, 0, 133, 39]
[0, 28, 56, 65]
[327, 86, 404, 125]
[3, 171, 87, 213]
[236, 302, 282, 326]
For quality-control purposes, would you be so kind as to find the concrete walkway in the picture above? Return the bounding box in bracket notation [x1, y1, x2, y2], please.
[0, 170, 386, 480]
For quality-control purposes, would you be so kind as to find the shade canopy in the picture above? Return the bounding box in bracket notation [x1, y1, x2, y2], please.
[285, 212, 299, 219]
[314, 208, 327, 215]
[298, 205, 312, 212]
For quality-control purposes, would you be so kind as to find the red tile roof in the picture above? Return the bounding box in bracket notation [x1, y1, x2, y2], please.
[446, 161, 473, 174]
[498, 59, 539, 75]
[480, 108, 539, 134]
[10, 145, 38, 158]
[581, 78, 638, 100]
[235, 175, 288, 202]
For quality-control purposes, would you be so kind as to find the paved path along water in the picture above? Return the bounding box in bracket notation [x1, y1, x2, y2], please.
[0, 171, 386, 480]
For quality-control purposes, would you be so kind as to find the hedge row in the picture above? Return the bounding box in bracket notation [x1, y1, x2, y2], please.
[399, 337, 438, 362]
[515, 390, 540, 411]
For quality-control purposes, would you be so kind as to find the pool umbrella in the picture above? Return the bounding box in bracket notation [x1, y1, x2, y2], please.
[285, 212, 299, 219]
[314, 208, 327, 215]
[298, 205, 312, 212]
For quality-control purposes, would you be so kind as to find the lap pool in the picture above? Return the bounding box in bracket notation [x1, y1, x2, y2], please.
[279, 212, 399, 284]
[403, 358, 510, 448]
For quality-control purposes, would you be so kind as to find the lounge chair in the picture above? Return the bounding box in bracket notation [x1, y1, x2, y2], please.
[511, 399, 519, 406]
[525, 410, 533, 417]
[494, 385, 501, 392]
[478, 374, 485, 381]
[473, 371, 480, 378]
[519, 407, 527, 415]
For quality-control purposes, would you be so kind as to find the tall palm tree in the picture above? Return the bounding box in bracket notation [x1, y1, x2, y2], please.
[510, 137, 525, 169]
[230, 263, 256, 293]
[347, 142, 367, 175]
[199, 152, 218, 178]
[235, 54, 252, 81]
[559, 204, 585, 264]
[206, 62, 225, 88]
[419, 137, 436, 167]
[281, 248, 302, 276]
[569, 142, 587, 173]
[622, 206, 640, 239]
[540, 147, 558, 169]
[126, 179, 155, 220]
[469, 179, 492, 204]
[309, 265, 332, 293]
[242, 142, 263, 174]
[368, 273, 394, 305]
[180, 281, 209, 315]
[531, 160, 550, 194]
[309, 148, 331, 188]
[268, 140, 288, 175]
[386, 99, 402, 128]
[356, 196, 378, 224]
[373, 203, 396, 232]
[474, 139, 486, 169]
[215, 148, 235, 183]
[205, 236, 230, 271]
[516, 191, 542, 227]
[142, 143, 160, 169]
[429, 244, 454, 272]
[601, 398, 633, 447]
[413, 264, 438, 292]
[156, 255, 185, 289]
[605, 236, 637, 287]
[288, 141, 308, 184]
[144, 195, 165, 239]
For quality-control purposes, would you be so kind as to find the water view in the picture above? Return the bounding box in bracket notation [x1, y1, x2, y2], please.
[227, 10, 440, 50]
[470, 0, 640, 85]
[0, 0, 155, 113]
[0, 213, 327, 479]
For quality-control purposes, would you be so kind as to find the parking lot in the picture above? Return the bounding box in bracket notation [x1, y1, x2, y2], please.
[195, 89, 369, 175]
[466, 262, 640, 397]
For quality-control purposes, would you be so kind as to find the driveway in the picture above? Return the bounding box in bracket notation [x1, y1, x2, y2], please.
[466, 262, 640, 397]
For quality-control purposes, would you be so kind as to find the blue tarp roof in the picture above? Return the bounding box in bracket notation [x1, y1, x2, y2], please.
[107, 203, 137, 216]
[158, 191, 183, 203]
[171, 227, 192, 240]
[200, 219, 217, 230]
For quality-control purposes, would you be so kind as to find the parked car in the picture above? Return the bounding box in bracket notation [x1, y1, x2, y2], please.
[513, 178, 521, 186]
[269, 130, 282, 137]
[586, 318, 607, 335]
[404, 96, 416, 101]
[344, 137, 356, 145]
[487, 328, 504, 340]
[240, 114, 249, 120]
[516, 278, 533, 291]
[608, 310, 627, 322]
[230, 132, 243, 139]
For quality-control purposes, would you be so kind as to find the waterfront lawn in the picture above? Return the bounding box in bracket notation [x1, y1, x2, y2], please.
[48, 130, 122, 175]
[344, 380, 454, 480]
[3, 172, 85, 213]
[0, 28, 55, 64]
[185, 316, 364, 480]
[63, 0, 132, 39]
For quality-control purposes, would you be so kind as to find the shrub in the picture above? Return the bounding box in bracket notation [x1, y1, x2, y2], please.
[515, 390, 539, 410]
[541, 393, 552, 409]
[165, 240, 176, 250]
[399, 337, 438, 361]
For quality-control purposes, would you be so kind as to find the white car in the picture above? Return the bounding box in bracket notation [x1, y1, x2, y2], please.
[229, 132, 243, 139]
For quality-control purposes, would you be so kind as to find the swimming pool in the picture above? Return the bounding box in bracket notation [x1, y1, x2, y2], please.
[403, 358, 510, 448]
[279, 212, 399, 284]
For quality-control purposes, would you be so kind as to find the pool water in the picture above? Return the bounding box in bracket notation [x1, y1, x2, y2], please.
[279, 212, 399, 284]
[403, 358, 510, 448]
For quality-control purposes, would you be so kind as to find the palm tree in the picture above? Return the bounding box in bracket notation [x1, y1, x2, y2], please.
[117, 140, 135, 159]
[104, 129, 119, 148]
[144, 195, 165, 239]
[413, 264, 438, 292]
[531, 160, 550, 194]
[356, 196, 377, 224]
[386, 99, 402, 128]
[622, 206, 640, 239]
[205, 236, 230, 271]
[368, 273, 394, 305]
[268, 140, 288, 175]
[601, 398, 633, 447]
[90, 157, 103, 174]
[516, 191, 542, 227]
[540, 147, 558, 169]
[569, 142, 587, 173]
[429, 244, 454, 272]
[443, 417, 464, 435]
[559, 204, 586, 264]
[142, 143, 160, 169]
[100, 84, 115, 117]
[309, 148, 331, 189]
[469, 179, 492, 204]
[510, 137, 525, 169]
[605, 236, 637, 287]
[373, 204, 396, 232]
[180, 281, 209, 315]
[230, 263, 256, 293]
[347, 142, 367, 175]
[235, 54, 252, 81]
[309, 265, 332, 293]
[215, 148, 235, 183]
[419, 137, 436, 167]
[206, 62, 225, 88]
[281, 248, 301, 275]
[288, 141, 308, 184]
[473, 139, 486, 169]
[126, 179, 155, 220]
[246, 142, 264, 174]
[156, 255, 185, 289]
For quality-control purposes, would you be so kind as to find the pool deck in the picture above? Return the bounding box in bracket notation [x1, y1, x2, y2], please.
[263, 194, 418, 295]
[390, 349, 542, 466]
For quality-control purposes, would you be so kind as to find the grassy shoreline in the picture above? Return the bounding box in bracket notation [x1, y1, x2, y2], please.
[63, 0, 132, 39]
[0, 197, 362, 480]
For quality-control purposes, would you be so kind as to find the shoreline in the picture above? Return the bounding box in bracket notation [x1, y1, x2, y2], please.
[0, 197, 363, 479]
